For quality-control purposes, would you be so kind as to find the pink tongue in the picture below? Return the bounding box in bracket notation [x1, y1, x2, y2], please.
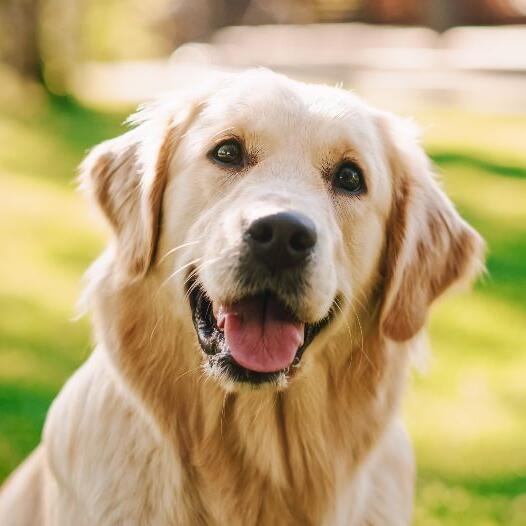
[219, 296, 304, 373]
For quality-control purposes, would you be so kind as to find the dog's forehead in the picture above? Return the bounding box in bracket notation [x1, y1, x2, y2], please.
[198, 71, 377, 146]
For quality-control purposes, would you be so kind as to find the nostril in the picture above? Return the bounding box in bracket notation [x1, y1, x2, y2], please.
[290, 228, 317, 252]
[247, 221, 273, 244]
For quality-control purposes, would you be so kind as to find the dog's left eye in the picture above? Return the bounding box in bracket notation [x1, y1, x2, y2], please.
[211, 140, 244, 166]
[333, 161, 366, 195]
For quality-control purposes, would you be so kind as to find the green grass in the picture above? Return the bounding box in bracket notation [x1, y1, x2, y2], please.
[407, 109, 526, 525]
[0, 95, 126, 478]
[1, 96, 525, 524]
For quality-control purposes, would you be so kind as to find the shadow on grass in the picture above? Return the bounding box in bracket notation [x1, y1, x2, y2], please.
[0, 295, 90, 482]
[449, 205, 526, 315]
[430, 151, 526, 180]
[415, 471, 526, 524]
[1, 94, 127, 186]
[419, 470, 526, 499]
[428, 152, 526, 314]
[40, 95, 128, 162]
[0, 382, 55, 480]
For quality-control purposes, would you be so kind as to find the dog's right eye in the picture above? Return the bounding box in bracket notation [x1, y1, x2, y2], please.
[211, 140, 244, 166]
[332, 161, 366, 195]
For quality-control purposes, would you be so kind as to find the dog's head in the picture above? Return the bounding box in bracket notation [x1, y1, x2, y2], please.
[81, 70, 484, 390]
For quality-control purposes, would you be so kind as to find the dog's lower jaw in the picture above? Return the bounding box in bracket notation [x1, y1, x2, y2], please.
[203, 353, 291, 391]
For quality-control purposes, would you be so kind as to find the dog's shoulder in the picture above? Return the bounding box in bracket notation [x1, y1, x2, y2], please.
[43, 349, 181, 524]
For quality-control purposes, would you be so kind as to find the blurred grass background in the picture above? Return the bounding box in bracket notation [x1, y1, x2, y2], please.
[1, 1, 526, 524]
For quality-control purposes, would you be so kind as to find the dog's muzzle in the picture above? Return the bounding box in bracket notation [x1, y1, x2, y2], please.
[187, 211, 336, 386]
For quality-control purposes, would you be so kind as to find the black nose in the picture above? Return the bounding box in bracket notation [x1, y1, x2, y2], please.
[244, 212, 317, 271]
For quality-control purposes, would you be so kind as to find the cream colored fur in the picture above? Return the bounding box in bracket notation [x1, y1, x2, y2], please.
[0, 70, 484, 525]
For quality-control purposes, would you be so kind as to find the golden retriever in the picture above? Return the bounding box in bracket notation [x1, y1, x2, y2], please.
[0, 69, 484, 525]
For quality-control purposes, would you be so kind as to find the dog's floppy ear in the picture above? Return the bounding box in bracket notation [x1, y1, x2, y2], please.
[80, 101, 198, 280]
[378, 114, 485, 342]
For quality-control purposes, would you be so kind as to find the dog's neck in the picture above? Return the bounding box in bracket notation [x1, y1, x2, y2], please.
[93, 274, 409, 524]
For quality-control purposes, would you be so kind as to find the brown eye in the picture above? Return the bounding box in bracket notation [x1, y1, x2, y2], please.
[211, 139, 244, 166]
[333, 161, 365, 195]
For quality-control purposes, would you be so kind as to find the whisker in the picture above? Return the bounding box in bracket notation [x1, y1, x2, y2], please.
[351, 288, 370, 315]
[347, 299, 377, 374]
[160, 257, 203, 290]
[333, 299, 355, 372]
[220, 392, 228, 439]
[148, 314, 164, 344]
[334, 298, 353, 345]
[251, 397, 268, 429]
[158, 239, 203, 264]
[183, 279, 202, 304]
[181, 253, 235, 303]
[181, 256, 228, 302]
[349, 303, 365, 363]
[184, 256, 225, 284]
[173, 365, 203, 386]
[166, 246, 235, 298]
[334, 291, 374, 376]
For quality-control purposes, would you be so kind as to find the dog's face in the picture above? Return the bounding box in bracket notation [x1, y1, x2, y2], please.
[161, 73, 395, 387]
[81, 70, 484, 390]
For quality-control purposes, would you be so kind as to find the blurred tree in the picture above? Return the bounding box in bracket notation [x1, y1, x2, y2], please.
[423, 0, 463, 31]
[155, 0, 234, 48]
[360, 0, 422, 24]
[154, 0, 317, 50]
[154, 0, 526, 43]
[0, 0, 81, 94]
[39, 0, 82, 94]
[242, 0, 316, 24]
[2, 0, 526, 99]
[0, 0, 42, 81]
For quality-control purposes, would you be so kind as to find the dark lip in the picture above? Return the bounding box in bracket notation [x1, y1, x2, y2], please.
[187, 275, 337, 385]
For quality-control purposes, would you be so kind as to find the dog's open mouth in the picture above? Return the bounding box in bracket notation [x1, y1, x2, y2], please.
[187, 277, 335, 385]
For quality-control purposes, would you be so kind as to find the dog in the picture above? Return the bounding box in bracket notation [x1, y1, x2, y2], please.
[0, 69, 484, 525]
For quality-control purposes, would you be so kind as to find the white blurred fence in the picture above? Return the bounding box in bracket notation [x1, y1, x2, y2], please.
[73, 24, 526, 113]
